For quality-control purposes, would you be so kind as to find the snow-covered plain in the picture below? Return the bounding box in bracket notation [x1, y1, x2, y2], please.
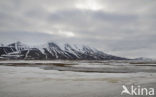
[0, 60, 156, 97]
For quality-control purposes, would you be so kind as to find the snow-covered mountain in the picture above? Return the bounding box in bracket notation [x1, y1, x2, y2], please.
[0, 42, 127, 60]
[134, 57, 153, 61]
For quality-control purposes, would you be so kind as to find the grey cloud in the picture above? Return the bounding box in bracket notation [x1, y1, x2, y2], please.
[48, 9, 138, 26]
[48, 9, 138, 39]
[108, 33, 156, 51]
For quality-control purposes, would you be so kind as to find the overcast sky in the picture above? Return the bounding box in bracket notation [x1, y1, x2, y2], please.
[0, 0, 156, 58]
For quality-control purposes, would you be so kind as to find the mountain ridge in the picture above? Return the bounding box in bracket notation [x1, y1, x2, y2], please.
[0, 42, 127, 60]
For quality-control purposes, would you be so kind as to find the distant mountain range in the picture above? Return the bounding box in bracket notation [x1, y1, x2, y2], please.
[0, 42, 127, 60]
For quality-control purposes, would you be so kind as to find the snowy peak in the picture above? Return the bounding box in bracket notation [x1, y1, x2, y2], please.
[0, 42, 127, 60]
[8, 41, 29, 51]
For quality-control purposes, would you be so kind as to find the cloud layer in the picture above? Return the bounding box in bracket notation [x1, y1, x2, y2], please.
[0, 0, 156, 58]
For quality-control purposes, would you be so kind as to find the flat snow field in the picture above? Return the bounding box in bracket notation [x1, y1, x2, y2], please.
[0, 60, 156, 97]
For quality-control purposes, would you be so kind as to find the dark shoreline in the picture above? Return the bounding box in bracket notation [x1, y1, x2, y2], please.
[0, 60, 156, 73]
